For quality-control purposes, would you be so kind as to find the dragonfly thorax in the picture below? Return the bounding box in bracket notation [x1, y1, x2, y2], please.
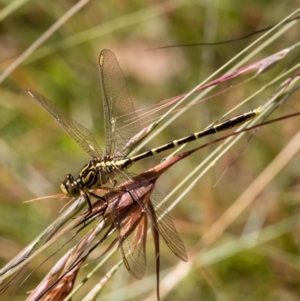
[60, 158, 129, 197]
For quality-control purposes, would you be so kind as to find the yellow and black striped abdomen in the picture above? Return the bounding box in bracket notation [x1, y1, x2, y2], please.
[71, 107, 262, 192]
[129, 107, 261, 164]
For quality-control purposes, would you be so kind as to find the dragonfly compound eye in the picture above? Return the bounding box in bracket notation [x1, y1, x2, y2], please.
[60, 174, 80, 197]
[68, 183, 80, 197]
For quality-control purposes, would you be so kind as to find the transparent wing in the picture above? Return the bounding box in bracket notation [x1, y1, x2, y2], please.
[112, 197, 147, 279]
[99, 49, 141, 158]
[27, 89, 102, 158]
[112, 171, 188, 263]
[148, 188, 187, 262]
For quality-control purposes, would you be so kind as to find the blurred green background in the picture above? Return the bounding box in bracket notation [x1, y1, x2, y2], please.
[1, 1, 300, 300]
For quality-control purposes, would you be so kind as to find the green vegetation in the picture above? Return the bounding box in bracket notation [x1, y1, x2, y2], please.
[0, 1, 300, 300]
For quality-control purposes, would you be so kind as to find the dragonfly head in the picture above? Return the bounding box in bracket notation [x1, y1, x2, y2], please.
[60, 174, 81, 197]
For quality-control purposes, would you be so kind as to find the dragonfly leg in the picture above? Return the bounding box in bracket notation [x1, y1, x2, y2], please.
[86, 191, 108, 215]
[89, 191, 107, 202]
[83, 193, 93, 212]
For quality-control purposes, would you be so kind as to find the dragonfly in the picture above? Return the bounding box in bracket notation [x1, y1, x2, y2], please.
[27, 49, 261, 279]
[27, 49, 261, 209]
